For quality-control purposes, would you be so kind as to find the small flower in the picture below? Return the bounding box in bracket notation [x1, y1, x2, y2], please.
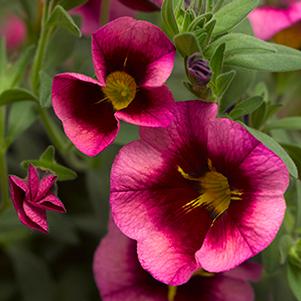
[0, 14, 26, 50]
[110, 101, 289, 285]
[248, 1, 301, 48]
[52, 17, 176, 156]
[71, 0, 135, 36]
[93, 219, 262, 301]
[9, 164, 66, 233]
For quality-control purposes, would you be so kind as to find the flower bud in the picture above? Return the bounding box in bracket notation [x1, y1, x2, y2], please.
[187, 52, 212, 86]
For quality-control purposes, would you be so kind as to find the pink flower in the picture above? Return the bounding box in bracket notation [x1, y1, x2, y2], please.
[110, 101, 289, 285]
[71, 0, 135, 36]
[52, 17, 175, 156]
[0, 15, 26, 50]
[93, 219, 262, 301]
[8, 164, 66, 233]
[248, 1, 301, 47]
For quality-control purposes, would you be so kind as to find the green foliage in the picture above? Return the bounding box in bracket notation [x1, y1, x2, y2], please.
[39, 71, 53, 108]
[22, 146, 77, 181]
[174, 32, 200, 57]
[0, 88, 37, 106]
[229, 96, 263, 119]
[288, 262, 301, 301]
[47, 5, 81, 37]
[267, 117, 301, 131]
[161, 0, 179, 36]
[58, 0, 87, 10]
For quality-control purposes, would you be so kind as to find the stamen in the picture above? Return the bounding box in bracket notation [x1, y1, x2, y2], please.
[168, 286, 177, 301]
[177, 161, 242, 223]
[102, 71, 137, 110]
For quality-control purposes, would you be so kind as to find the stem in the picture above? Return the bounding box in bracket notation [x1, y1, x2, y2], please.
[100, 0, 111, 26]
[38, 107, 68, 157]
[0, 107, 9, 212]
[31, 0, 51, 95]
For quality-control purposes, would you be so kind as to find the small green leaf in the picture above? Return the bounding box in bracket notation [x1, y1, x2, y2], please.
[39, 71, 52, 108]
[161, 0, 179, 36]
[282, 144, 301, 179]
[215, 70, 236, 98]
[174, 32, 200, 57]
[288, 263, 301, 301]
[0, 88, 37, 106]
[279, 235, 294, 264]
[210, 43, 225, 80]
[58, 0, 87, 10]
[40, 145, 56, 162]
[267, 117, 301, 131]
[6, 102, 38, 147]
[243, 125, 298, 178]
[47, 5, 81, 37]
[188, 13, 213, 31]
[213, 0, 259, 36]
[229, 96, 263, 119]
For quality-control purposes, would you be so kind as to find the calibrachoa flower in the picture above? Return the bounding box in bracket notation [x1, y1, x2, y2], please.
[52, 17, 176, 156]
[0, 14, 26, 50]
[93, 220, 262, 301]
[8, 164, 66, 233]
[72, 0, 135, 35]
[248, 0, 301, 48]
[110, 101, 289, 285]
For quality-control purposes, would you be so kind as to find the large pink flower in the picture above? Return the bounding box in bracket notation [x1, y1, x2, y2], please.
[0, 15, 26, 50]
[52, 17, 175, 156]
[93, 219, 262, 301]
[9, 165, 66, 233]
[110, 101, 289, 285]
[71, 0, 135, 35]
[248, 0, 301, 48]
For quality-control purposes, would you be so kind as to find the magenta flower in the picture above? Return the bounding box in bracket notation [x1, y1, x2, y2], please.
[0, 15, 26, 50]
[110, 101, 289, 285]
[52, 17, 175, 156]
[93, 220, 262, 301]
[248, 1, 301, 47]
[71, 0, 135, 35]
[8, 164, 66, 233]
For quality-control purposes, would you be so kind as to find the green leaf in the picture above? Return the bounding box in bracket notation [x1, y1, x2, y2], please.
[279, 235, 294, 264]
[9, 45, 35, 88]
[161, 0, 179, 36]
[282, 144, 301, 179]
[243, 125, 298, 178]
[22, 146, 77, 181]
[210, 43, 225, 80]
[213, 0, 259, 36]
[39, 71, 52, 108]
[7, 246, 55, 301]
[0, 88, 37, 106]
[6, 102, 38, 147]
[174, 32, 200, 57]
[215, 70, 236, 98]
[47, 5, 81, 37]
[288, 263, 301, 301]
[58, 0, 87, 10]
[207, 33, 277, 57]
[187, 13, 213, 31]
[226, 42, 301, 72]
[267, 117, 301, 131]
[0, 38, 6, 80]
[229, 96, 263, 119]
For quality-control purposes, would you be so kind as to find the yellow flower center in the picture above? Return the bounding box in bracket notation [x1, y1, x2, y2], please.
[102, 71, 137, 110]
[178, 160, 242, 223]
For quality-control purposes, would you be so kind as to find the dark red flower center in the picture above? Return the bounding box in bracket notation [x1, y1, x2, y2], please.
[178, 160, 243, 223]
[102, 71, 137, 110]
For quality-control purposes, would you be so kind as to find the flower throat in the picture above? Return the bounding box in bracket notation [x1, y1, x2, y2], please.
[178, 160, 242, 222]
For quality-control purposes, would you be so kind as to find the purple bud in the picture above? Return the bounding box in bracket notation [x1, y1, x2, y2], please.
[187, 53, 212, 86]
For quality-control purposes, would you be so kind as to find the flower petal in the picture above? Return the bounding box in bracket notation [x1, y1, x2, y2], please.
[36, 175, 57, 201]
[36, 194, 66, 213]
[118, 0, 162, 12]
[52, 73, 119, 156]
[115, 86, 175, 127]
[94, 219, 167, 300]
[23, 201, 48, 233]
[196, 192, 286, 272]
[28, 164, 39, 200]
[224, 262, 262, 282]
[92, 17, 175, 86]
[248, 2, 301, 40]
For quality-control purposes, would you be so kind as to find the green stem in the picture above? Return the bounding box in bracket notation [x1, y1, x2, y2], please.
[100, 0, 111, 26]
[0, 107, 9, 212]
[31, 0, 52, 95]
[38, 107, 68, 157]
